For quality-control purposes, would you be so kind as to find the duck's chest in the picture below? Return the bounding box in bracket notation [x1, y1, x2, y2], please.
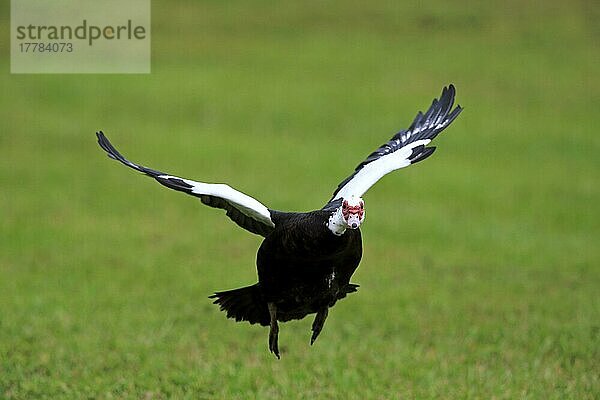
[257, 225, 362, 305]
[257, 224, 361, 272]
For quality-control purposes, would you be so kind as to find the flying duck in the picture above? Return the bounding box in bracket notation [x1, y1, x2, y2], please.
[97, 84, 462, 358]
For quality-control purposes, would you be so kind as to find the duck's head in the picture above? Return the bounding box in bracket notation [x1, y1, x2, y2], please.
[340, 195, 365, 229]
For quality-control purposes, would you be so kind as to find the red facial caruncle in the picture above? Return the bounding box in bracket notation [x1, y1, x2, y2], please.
[342, 200, 364, 219]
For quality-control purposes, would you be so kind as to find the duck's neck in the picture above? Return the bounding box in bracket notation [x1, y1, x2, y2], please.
[326, 208, 347, 236]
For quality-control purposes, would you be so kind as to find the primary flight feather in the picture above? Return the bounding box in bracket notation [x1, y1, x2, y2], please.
[97, 84, 463, 358]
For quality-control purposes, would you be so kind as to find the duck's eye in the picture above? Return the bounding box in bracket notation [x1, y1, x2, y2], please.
[360, 203, 364, 209]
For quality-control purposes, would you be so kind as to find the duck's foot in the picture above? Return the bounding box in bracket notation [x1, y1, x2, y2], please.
[267, 302, 280, 359]
[310, 307, 329, 345]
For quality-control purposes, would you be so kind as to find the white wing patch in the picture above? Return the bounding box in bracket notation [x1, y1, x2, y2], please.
[333, 139, 431, 200]
[160, 175, 275, 227]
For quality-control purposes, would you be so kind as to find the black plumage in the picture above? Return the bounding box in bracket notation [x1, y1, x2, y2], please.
[97, 85, 462, 358]
[211, 211, 362, 324]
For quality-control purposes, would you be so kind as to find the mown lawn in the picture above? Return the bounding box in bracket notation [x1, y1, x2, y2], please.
[0, 1, 598, 398]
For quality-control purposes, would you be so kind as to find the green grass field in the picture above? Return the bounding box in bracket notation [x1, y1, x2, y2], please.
[1, 1, 598, 398]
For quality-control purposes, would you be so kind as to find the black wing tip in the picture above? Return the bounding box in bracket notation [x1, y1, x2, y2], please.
[442, 84, 455, 98]
[440, 84, 455, 106]
[424, 84, 461, 131]
[446, 103, 464, 124]
[444, 85, 464, 115]
[95, 131, 160, 176]
[96, 130, 110, 149]
[96, 130, 107, 150]
[96, 130, 121, 161]
[404, 84, 461, 142]
[439, 84, 457, 106]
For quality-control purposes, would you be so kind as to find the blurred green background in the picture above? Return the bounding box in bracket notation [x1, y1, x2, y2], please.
[1, 1, 598, 398]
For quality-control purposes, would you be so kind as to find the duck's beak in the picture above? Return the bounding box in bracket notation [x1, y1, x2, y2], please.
[346, 214, 361, 229]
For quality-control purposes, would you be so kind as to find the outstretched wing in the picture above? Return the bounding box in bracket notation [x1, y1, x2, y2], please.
[329, 84, 462, 202]
[97, 132, 275, 237]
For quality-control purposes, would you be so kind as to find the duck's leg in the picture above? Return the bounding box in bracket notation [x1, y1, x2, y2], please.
[310, 307, 329, 345]
[267, 302, 280, 359]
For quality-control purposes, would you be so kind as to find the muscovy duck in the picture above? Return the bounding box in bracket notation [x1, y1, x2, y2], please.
[97, 85, 462, 358]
